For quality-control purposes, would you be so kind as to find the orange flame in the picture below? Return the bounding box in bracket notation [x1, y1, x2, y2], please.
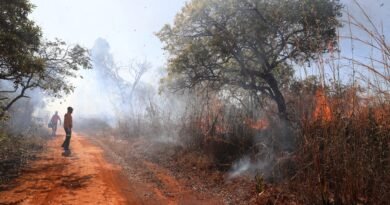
[196, 97, 229, 135]
[313, 88, 332, 122]
[197, 116, 229, 135]
[245, 118, 269, 131]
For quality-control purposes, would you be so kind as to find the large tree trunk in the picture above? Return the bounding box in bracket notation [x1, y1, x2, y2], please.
[262, 72, 295, 151]
[262, 73, 287, 120]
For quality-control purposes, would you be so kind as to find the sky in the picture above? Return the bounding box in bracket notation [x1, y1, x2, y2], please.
[337, 0, 390, 57]
[30, 0, 188, 116]
[29, 0, 389, 67]
[30, 0, 188, 68]
[29, 0, 389, 117]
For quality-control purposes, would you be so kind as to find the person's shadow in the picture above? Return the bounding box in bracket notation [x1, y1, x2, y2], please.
[62, 149, 71, 157]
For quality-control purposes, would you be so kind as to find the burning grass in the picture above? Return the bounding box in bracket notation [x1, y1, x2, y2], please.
[287, 87, 390, 204]
[174, 85, 390, 204]
[86, 83, 389, 204]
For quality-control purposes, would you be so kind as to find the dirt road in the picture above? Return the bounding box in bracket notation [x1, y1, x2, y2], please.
[0, 132, 222, 205]
[0, 132, 139, 205]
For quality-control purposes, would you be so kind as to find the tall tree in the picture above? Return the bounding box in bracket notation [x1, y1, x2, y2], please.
[158, 0, 342, 119]
[0, 0, 42, 83]
[0, 0, 91, 117]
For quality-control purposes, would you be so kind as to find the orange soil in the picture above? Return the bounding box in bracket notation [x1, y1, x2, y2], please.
[0, 132, 223, 205]
[0, 132, 138, 204]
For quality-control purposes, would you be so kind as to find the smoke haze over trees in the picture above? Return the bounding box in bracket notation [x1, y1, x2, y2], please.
[1, 0, 389, 204]
[0, 0, 91, 119]
[157, 0, 343, 120]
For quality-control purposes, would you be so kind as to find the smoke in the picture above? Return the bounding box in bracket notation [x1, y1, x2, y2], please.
[0, 85, 48, 134]
[42, 37, 185, 144]
[228, 119, 294, 180]
[45, 38, 151, 126]
[24, 0, 389, 183]
[74, 38, 120, 122]
[228, 156, 251, 178]
[228, 156, 274, 179]
[228, 0, 390, 180]
[0, 38, 121, 133]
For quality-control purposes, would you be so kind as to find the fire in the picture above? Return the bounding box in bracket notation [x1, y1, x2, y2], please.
[313, 88, 332, 122]
[195, 97, 270, 134]
[197, 115, 228, 135]
[196, 97, 229, 135]
[245, 118, 269, 131]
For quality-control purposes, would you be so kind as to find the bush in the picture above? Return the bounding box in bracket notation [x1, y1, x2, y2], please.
[178, 95, 268, 171]
[0, 123, 48, 187]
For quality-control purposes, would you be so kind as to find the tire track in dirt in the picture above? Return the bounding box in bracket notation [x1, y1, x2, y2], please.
[93, 138, 224, 205]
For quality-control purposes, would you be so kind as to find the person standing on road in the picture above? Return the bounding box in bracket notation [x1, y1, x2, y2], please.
[50, 111, 61, 136]
[62, 107, 73, 150]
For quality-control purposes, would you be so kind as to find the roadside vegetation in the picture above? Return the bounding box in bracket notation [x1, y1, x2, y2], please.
[1, 0, 389, 204]
[87, 0, 389, 204]
[0, 0, 90, 190]
[0, 122, 47, 189]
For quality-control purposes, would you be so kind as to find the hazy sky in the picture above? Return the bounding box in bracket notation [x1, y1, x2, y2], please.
[29, 0, 389, 116]
[30, 0, 389, 67]
[30, 0, 188, 67]
[30, 0, 189, 116]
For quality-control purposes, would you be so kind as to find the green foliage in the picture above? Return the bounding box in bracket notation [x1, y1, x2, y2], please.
[0, 0, 92, 116]
[36, 39, 92, 98]
[158, 0, 342, 118]
[0, 0, 43, 80]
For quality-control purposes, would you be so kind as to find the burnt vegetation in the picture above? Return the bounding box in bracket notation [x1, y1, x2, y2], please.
[1, 0, 389, 204]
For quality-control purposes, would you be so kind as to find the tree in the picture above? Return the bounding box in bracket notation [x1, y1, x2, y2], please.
[0, 0, 42, 83]
[158, 0, 342, 119]
[0, 0, 91, 117]
[91, 38, 151, 110]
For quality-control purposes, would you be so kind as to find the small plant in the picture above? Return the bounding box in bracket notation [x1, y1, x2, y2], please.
[255, 173, 265, 194]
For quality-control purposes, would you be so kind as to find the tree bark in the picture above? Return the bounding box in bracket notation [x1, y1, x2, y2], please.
[0, 74, 33, 118]
[262, 72, 287, 120]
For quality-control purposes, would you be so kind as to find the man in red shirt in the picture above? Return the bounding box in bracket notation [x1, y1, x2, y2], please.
[50, 111, 61, 136]
[61, 107, 73, 151]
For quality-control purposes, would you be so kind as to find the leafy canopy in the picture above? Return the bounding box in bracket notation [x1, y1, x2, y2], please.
[158, 0, 342, 118]
[0, 0, 91, 116]
[0, 0, 42, 80]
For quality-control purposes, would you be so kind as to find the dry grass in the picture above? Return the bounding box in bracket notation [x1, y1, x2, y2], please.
[0, 125, 48, 188]
[287, 87, 390, 204]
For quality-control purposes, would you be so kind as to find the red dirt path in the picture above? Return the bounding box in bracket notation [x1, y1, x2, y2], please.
[0, 132, 223, 205]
